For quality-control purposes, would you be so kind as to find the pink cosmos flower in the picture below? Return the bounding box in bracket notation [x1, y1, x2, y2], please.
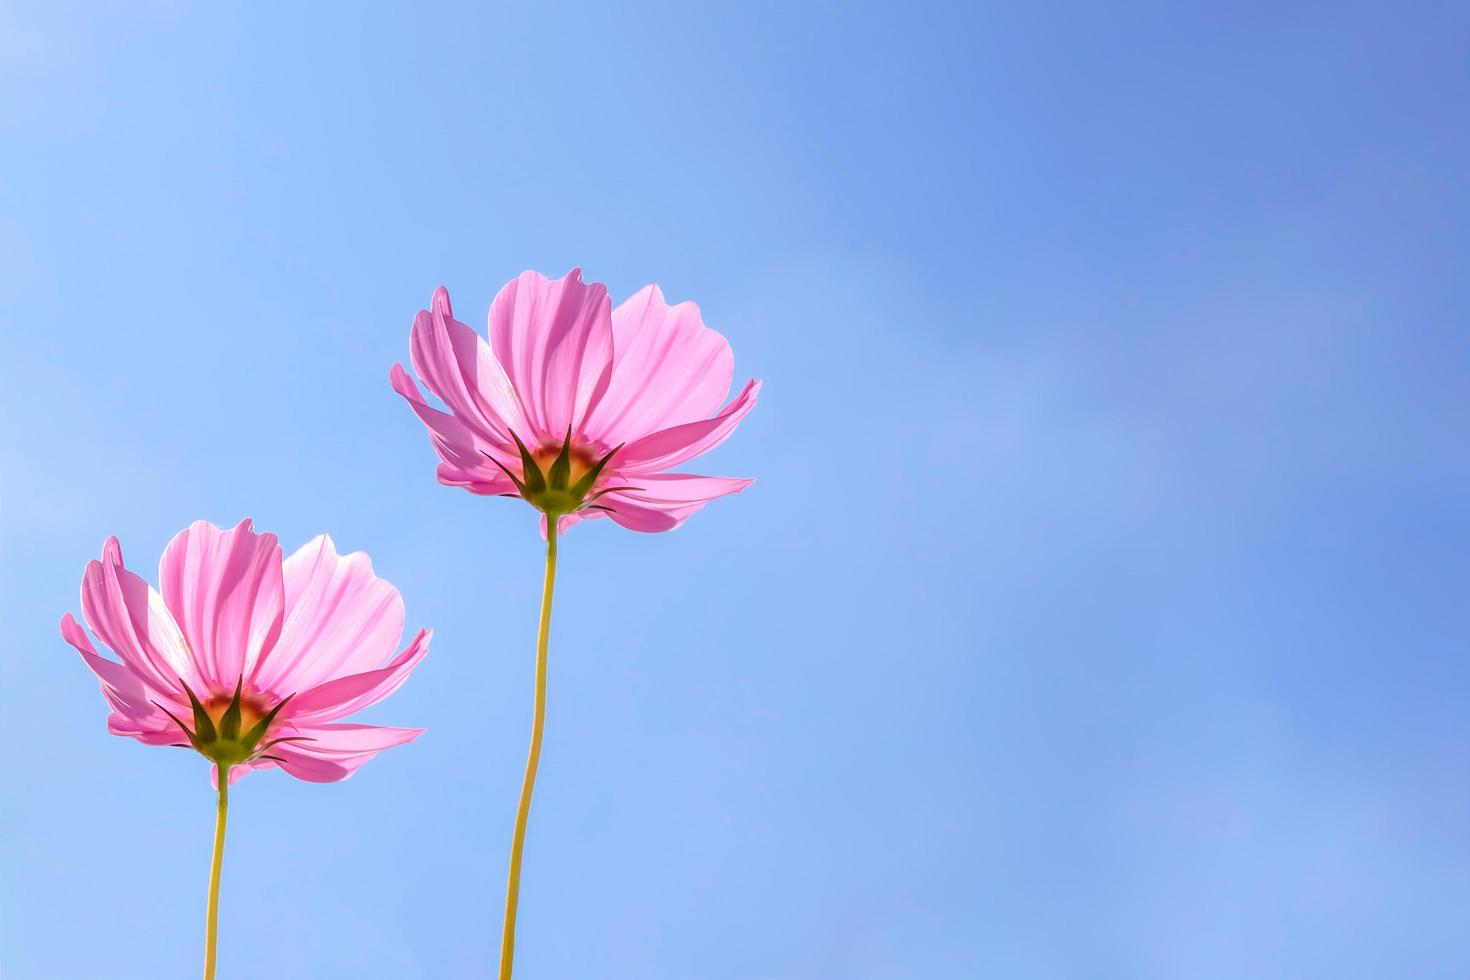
[390, 268, 759, 532]
[60, 518, 429, 783]
[389, 268, 759, 978]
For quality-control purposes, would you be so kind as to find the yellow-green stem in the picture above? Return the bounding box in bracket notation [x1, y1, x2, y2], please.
[204, 763, 229, 980]
[499, 517, 559, 980]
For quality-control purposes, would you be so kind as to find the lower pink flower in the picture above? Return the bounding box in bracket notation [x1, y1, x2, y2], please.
[60, 518, 429, 783]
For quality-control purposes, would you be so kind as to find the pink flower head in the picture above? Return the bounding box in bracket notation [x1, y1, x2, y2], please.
[391, 269, 759, 533]
[60, 519, 429, 783]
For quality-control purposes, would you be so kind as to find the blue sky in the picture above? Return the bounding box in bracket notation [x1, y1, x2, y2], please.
[2, 2, 1467, 978]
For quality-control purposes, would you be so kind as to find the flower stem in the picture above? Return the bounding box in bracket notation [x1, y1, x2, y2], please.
[499, 516, 559, 979]
[205, 763, 230, 980]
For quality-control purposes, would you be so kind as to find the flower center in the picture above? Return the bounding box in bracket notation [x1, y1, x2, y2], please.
[163, 681, 296, 769]
[202, 691, 269, 735]
[531, 443, 597, 488]
[494, 429, 624, 517]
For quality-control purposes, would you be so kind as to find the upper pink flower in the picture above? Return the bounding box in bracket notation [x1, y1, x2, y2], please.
[60, 519, 429, 783]
[391, 269, 759, 533]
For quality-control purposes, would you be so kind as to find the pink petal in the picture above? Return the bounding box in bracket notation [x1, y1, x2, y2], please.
[212, 759, 272, 787]
[595, 473, 754, 533]
[600, 500, 688, 532]
[80, 538, 199, 696]
[487, 269, 614, 439]
[539, 511, 592, 538]
[615, 379, 761, 475]
[251, 535, 405, 694]
[408, 286, 527, 445]
[270, 724, 424, 783]
[284, 628, 430, 725]
[582, 285, 736, 445]
[391, 363, 519, 494]
[613, 472, 755, 505]
[60, 613, 183, 740]
[434, 460, 521, 496]
[111, 713, 191, 746]
[61, 612, 156, 712]
[159, 519, 284, 689]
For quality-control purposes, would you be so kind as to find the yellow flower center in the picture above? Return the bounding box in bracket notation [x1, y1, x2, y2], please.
[531, 443, 597, 487]
[167, 682, 294, 768]
[202, 691, 268, 735]
[497, 430, 623, 516]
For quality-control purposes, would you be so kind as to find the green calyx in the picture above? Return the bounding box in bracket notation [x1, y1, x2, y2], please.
[155, 679, 306, 768]
[488, 429, 637, 518]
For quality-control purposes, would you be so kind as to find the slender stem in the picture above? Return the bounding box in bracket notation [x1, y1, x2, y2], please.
[499, 516, 559, 980]
[204, 763, 230, 980]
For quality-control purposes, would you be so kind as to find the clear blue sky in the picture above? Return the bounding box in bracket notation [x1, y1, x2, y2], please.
[2, 2, 1467, 978]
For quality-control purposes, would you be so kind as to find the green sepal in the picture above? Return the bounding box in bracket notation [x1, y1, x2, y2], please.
[219, 677, 244, 741]
[155, 701, 202, 751]
[240, 694, 294, 753]
[256, 735, 315, 751]
[547, 428, 574, 489]
[569, 444, 622, 500]
[485, 451, 528, 496]
[181, 682, 217, 744]
[583, 485, 642, 505]
[510, 431, 547, 494]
